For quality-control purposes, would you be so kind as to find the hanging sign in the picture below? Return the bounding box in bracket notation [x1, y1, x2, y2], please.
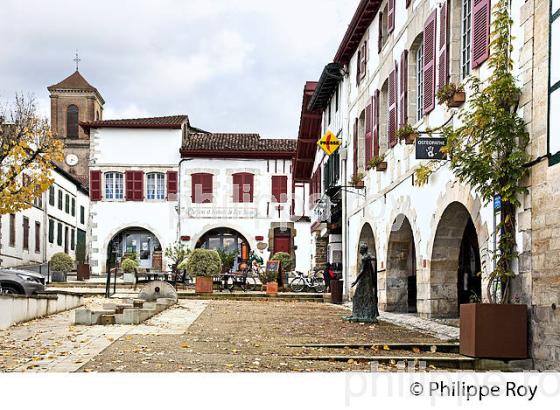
[415, 137, 447, 160]
[494, 195, 502, 211]
[317, 131, 341, 156]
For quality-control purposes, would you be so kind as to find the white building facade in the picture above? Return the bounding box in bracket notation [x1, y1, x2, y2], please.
[0, 166, 89, 269]
[179, 132, 311, 273]
[300, 0, 530, 319]
[85, 116, 186, 275]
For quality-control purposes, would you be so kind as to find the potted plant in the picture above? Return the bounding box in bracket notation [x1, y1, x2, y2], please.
[368, 154, 387, 171]
[216, 249, 238, 273]
[436, 82, 466, 108]
[396, 124, 418, 145]
[49, 252, 74, 282]
[185, 249, 222, 294]
[121, 258, 139, 284]
[270, 251, 293, 289]
[349, 171, 365, 188]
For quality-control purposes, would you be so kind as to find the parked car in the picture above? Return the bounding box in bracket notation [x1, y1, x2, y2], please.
[0, 268, 46, 295]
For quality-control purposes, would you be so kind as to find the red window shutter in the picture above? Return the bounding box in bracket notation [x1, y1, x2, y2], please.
[378, 11, 384, 53]
[353, 118, 358, 175]
[202, 173, 213, 203]
[167, 171, 178, 201]
[365, 97, 373, 164]
[125, 170, 134, 201]
[388, 65, 398, 147]
[423, 10, 437, 114]
[233, 173, 253, 203]
[472, 0, 491, 68]
[399, 50, 409, 129]
[272, 176, 288, 203]
[192, 173, 213, 203]
[90, 171, 102, 201]
[373, 90, 380, 157]
[387, 0, 395, 33]
[438, 1, 449, 91]
[133, 171, 144, 201]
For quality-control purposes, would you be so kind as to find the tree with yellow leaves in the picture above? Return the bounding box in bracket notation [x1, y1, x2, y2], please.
[0, 94, 64, 214]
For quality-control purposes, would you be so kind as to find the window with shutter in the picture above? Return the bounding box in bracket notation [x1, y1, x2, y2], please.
[167, 171, 178, 200]
[233, 173, 254, 203]
[378, 11, 384, 53]
[461, 0, 473, 78]
[388, 65, 398, 147]
[146, 173, 165, 200]
[353, 118, 359, 175]
[9, 214, 15, 247]
[23, 217, 29, 250]
[35, 221, 40, 253]
[438, 1, 449, 91]
[90, 170, 102, 201]
[423, 10, 437, 114]
[192, 173, 213, 203]
[272, 175, 288, 203]
[373, 90, 380, 157]
[472, 0, 490, 68]
[125, 171, 144, 201]
[399, 50, 409, 128]
[387, 0, 395, 34]
[365, 97, 373, 164]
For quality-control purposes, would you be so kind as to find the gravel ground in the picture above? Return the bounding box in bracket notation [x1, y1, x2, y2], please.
[81, 300, 442, 373]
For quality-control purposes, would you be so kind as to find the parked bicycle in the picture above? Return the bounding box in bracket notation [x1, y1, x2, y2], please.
[289, 270, 325, 293]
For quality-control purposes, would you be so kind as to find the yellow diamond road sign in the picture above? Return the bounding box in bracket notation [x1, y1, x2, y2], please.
[318, 131, 341, 156]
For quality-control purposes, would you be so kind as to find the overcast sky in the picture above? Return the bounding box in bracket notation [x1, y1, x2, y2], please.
[0, 0, 359, 137]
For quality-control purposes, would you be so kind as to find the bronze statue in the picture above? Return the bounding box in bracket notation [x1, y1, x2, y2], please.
[344, 242, 379, 323]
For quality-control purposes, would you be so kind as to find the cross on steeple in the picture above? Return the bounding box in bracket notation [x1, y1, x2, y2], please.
[73, 50, 81, 71]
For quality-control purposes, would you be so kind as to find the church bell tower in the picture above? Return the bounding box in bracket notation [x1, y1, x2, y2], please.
[47, 57, 104, 184]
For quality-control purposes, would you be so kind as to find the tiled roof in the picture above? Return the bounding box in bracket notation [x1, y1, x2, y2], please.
[48, 70, 97, 91]
[48, 70, 105, 104]
[181, 133, 296, 158]
[184, 133, 296, 152]
[81, 115, 188, 130]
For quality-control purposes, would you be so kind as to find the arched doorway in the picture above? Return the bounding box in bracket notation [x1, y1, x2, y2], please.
[196, 228, 251, 271]
[386, 215, 416, 313]
[107, 227, 162, 272]
[430, 202, 482, 317]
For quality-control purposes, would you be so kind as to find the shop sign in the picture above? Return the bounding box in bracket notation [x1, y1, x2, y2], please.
[415, 137, 447, 160]
[317, 131, 341, 156]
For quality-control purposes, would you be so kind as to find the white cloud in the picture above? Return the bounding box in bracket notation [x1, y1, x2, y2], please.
[0, 0, 360, 136]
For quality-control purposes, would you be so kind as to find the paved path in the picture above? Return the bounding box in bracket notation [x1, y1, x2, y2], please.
[339, 302, 459, 340]
[0, 298, 208, 372]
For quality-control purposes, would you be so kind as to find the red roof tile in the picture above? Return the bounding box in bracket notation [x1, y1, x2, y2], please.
[81, 115, 188, 130]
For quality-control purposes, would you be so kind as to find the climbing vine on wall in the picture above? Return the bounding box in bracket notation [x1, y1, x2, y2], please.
[416, 0, 530, 303]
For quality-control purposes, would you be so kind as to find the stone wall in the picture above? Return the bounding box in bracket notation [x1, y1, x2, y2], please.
[526, 0, 560, 370]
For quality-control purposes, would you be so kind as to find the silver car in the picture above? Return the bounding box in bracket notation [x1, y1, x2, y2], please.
[0, 268, 46, 295]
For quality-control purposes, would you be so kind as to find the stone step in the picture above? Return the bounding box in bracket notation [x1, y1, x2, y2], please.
[287, 342, 460, 353]
[291, 354, 475, 370]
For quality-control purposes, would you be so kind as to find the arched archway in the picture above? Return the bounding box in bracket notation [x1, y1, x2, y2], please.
[430, 201, 482, 318]
[357, 223, 376, 261]
[107, 226, 162, 272]
[196, 227, 251, 271]
[385, 215, 417, 312]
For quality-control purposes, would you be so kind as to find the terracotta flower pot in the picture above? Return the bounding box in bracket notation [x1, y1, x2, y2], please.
[447, 91, 466, 108]
[266, 282, 278, 295]
[353, 180, 365, 189]
[460, 303, 528, 359]
[195, 276, 214, 294]
[375, 161, 388, 171]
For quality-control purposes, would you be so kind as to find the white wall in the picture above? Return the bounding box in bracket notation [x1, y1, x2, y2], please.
[89, 126, 182, 274]
[179, 157, 311, 271]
